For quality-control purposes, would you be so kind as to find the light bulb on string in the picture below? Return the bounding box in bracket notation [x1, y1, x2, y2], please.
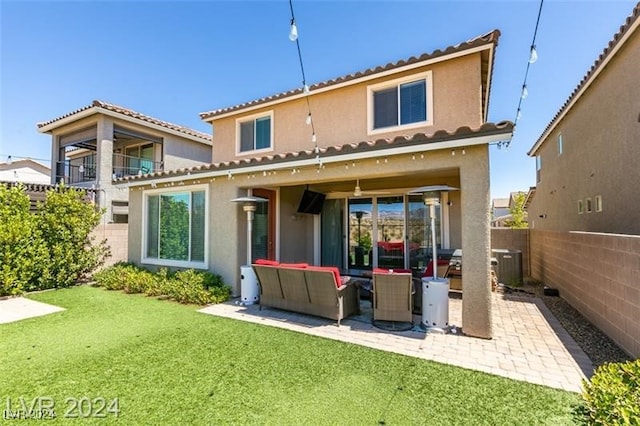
[516, 109, 522, 121]
[303, 84, 310, 94]
[311, 133, 317, 143]
[529, 46, 538, 64]
[521, 85, 528, 99]
[306, 113, 312, 125]
[289, 20, 298, 41]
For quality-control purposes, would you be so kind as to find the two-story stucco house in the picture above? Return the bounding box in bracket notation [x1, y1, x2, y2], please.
[122, 30, 513, 339]
[527, 4, 640, 235]
[37, 100, 212, 222]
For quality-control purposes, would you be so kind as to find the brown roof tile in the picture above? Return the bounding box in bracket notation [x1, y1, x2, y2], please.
[119, 121, 513, 182]
[530, 2, 640, 154]
[38, 100, 211, 142]
[200, 30, 501, 120]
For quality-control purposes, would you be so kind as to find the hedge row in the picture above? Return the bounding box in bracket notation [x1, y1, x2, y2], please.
[93, 263, 231, 305]
[0, 183, 109, 296]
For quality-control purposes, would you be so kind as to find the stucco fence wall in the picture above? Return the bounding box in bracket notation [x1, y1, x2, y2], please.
[529, 230, 640, 358]
[490, 228, 530, 279]
[92, 223, 128, 268]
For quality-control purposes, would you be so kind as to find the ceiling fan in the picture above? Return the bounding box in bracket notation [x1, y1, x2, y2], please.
[353, 179, 391, 197]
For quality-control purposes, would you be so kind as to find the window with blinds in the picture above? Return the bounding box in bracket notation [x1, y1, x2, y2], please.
[238, 113, 273, 153]
[368, 72, 432, 133]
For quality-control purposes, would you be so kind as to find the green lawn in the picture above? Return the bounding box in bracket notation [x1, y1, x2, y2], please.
[1, 286, 582, 425]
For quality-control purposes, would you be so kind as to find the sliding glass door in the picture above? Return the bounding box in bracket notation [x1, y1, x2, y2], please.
[376, 196, 405, 269]
[348, 199, 373, 269]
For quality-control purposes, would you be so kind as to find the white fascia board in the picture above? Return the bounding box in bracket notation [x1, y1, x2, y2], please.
[528, 17, 639, 156]
[37, 107, 212, 146]
[202, 44, 493, 122]
[123, 130, 512, 187]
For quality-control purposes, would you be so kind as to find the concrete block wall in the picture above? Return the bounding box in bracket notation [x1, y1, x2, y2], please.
[529, 230, 640, 358]
[93, 223, 129, 267]
[490, 228, 530, 278]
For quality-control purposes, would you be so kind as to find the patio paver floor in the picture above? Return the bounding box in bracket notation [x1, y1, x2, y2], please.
[199, 292, 594, 393]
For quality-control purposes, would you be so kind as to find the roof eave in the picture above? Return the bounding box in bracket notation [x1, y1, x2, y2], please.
[38, 107, 212, 146]
[119, 122, 513, 187]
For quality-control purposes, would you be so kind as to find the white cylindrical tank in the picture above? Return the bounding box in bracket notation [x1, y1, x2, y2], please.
[421, 277, 449, 331]
[240, 265, 259, 305]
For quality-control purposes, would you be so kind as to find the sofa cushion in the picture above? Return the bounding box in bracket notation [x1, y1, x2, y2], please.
[280, 263, 309, 269]
[423, 260, 449, 277]
[255, 259, 280, 266]
[307, 266, 342, 288]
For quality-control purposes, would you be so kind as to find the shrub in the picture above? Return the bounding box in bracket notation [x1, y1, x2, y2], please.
[0, 184, 110, 297]
[37, 185, 109, 289]
[581, 359, 640, 424]
[0, 184, 49, 295]
[93, 265, 231, 305]
[94, 262, 140, 291]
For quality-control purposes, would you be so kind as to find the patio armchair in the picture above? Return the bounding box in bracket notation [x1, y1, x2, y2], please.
[372, 271, 413, 324]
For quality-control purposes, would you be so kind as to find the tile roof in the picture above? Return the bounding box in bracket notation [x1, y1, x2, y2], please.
[529, 2, 640, 155]
[37, 100, 212, 142]
[200, 30, 501, 121]
[118, 121, 513, 183]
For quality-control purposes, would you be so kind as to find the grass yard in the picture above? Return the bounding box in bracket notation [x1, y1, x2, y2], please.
[1, 286, 582, 425]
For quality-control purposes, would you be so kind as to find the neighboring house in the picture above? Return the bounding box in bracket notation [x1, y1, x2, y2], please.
[490, 197, 509, 227]
[491, 191, 527, 227]
[37, 100, 212, 222]
[121, 30, 513, 339]
[0, 158, 51, 184]
[527, 4, 640, 235]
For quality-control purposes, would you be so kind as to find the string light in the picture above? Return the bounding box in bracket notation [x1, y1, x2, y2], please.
[289, 19, 298, 41]
[288, 0, 318, 154]
[507, 0, 544, 149]
[529, 46, 538, 64]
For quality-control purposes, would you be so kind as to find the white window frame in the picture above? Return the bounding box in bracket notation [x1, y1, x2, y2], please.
[586, 197, 593, 213]
[367, 71, 433, 135]
[577, 199, 584, 215]
[595, 195, 602, 212]
[236, 111, 274, 155]
[557, 133, 563, 155]
[142, 184, 209, 269]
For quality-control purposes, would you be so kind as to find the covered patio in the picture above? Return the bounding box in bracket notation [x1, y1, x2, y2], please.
[200, 291, 593, 393]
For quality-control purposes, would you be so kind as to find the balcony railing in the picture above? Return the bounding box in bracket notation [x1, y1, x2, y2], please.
[55, 156, 96, 185]
[112, 153, 163, 179]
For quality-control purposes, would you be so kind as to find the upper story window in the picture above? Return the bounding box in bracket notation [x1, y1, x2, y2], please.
[368, 71, 433, 134]
[536, 155, 542, 183]
[557, 133, 563, 155]
[237, 112, 273, 154]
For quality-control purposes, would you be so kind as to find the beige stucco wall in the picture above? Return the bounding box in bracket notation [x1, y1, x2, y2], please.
[530, 229, 640, 357]
[528, 30, 640, 235]
[211, 53, 483, 163]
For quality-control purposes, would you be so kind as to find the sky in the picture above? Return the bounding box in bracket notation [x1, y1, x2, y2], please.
[0, 0, 636, 199]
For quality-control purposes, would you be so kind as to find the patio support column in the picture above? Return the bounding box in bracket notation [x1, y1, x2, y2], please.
[460, 146, 492, 339]
[96, 118, 114, 220]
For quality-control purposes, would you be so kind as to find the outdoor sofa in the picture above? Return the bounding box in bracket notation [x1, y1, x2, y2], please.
[251, 260, 359, 325]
